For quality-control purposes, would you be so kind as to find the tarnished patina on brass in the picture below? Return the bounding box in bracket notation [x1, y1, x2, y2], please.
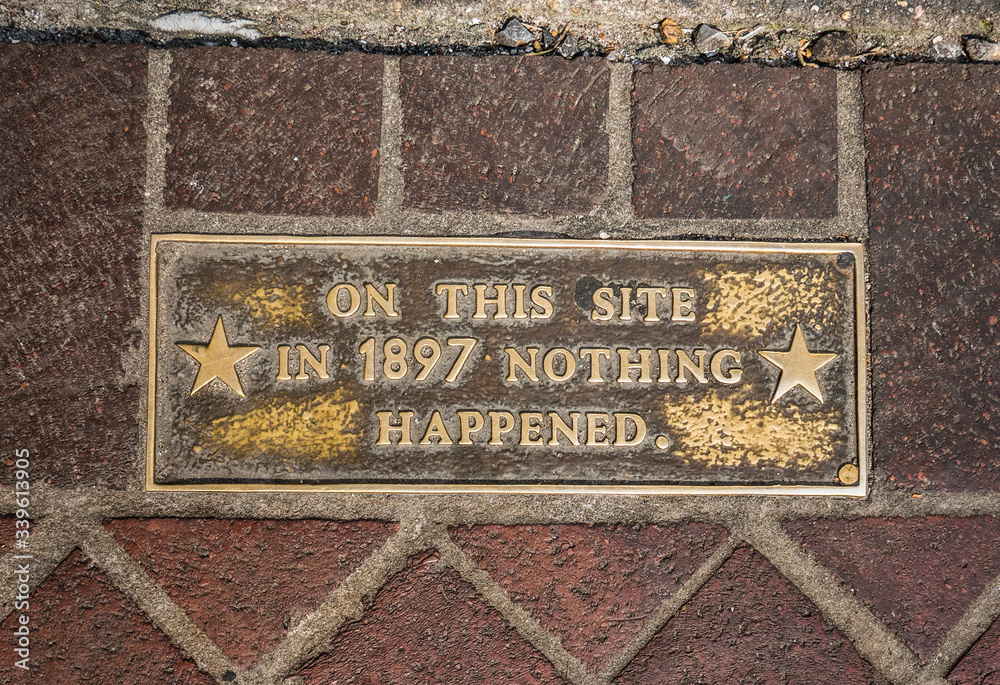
[148, 236, 867, 496]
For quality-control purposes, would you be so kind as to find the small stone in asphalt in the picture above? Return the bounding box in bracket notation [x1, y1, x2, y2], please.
[930, 35, 964, 60]
[558, 34, 579, 59]
[693, 24, 732, 55]
[809, 31, 858, 64]
[495, 18, 534, 47]
[538, 30, 557, 51]
[964, 37, 1000, 62]
[658, 18, 684, 45]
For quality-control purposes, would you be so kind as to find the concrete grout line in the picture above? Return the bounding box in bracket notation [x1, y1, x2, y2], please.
[76, 520, 242, 683]
[604, 61, 634, 227]
[143, 205, 852, 240]
[15, 483, 1000, 523]
[375, 55, 404, 219]
[251, 513, 427, 683]
[921, 568, 1000, 680]
[434, 528, 598, 685]
[736, 515, 923, 685]
[835, 70, 867, 239]
[143, 49, 171, 223]
[596, 535, 741, 683]
[914, 673, 952, 685]
[136, 49, 174, 496]
[0, 516, 81, 622]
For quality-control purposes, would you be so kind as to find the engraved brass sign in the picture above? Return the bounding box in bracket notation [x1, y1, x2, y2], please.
[148, 236, 867, 495]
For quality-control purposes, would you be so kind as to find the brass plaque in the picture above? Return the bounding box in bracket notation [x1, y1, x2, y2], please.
[148, 236, 867, 496]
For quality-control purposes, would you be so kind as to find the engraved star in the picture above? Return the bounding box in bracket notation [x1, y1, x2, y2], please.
[759, 324, 838, 404]
[177, 316, 260, 398]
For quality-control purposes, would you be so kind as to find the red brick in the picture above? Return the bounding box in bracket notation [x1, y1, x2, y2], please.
[0, 44, 147, 488]
[166, 48, 382, 215]
[784, 516, 1000, 659]
[616, 546, 876, 685]
[401, 57, 609, 214]
[633, 64, 837, 219]
[949, 617, 1000, 684]
[298, 551, 567, 684]
[866, 65, 1000, 492]
[0, 549, 213, 685]
[107, 518, 394, 667]
[451, 523, 727, 671]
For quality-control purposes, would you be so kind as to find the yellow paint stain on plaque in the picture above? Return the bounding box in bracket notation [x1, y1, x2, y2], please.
[701, 266, 841, 339]
[201, 390, 360, 462]
[664, 390, 840, 468]
[232, 283, 315, 330]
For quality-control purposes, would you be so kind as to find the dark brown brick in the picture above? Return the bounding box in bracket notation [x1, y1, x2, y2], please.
[107, 518, 394, 667]
[866, 65, 1000, 492]
[166, 48, 382, 215]
[0, 549, 213, 685]
[401, 57, 609, 214]
[633, 64, 838, 219]
[299, 551, 567, 684]
[0, 44, 147, 488]
[784, 516, 1000, 660]
[949, 616, 1000, 684]
[451, 523, 727, 671]
[616, 545, 876, 685]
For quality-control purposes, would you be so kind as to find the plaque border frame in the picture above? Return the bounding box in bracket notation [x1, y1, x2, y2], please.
[147, 235, 868, 497]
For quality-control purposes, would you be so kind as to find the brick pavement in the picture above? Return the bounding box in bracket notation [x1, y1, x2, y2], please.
[1, 43, 999, 684]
